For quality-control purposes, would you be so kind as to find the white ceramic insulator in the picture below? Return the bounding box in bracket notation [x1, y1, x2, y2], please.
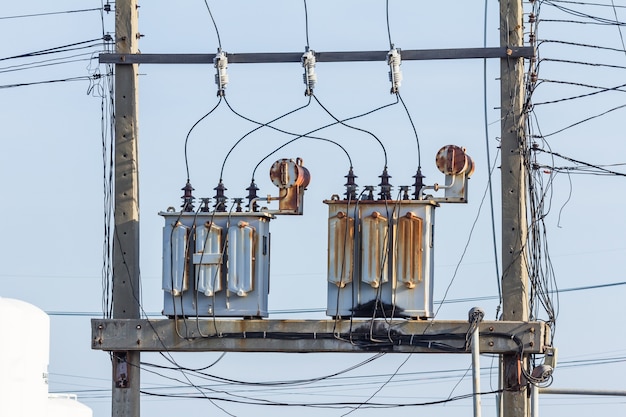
[302, 50, 317, 94]
[388, 48, 402, 93]
[214, 51, 229, 91]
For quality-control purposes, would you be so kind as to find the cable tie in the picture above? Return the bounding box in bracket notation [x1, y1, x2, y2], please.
[410, 334, 415, 345]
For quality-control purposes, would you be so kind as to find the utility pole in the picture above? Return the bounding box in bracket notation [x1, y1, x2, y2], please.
[500, 0, 530, 416]
[111, 0, 140, 416]
[101, 3, 541, 417]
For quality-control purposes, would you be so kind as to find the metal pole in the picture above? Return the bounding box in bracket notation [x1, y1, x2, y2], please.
[499, 0, 529, 415]
[531, 384, 539, 417]
[540, 388, 626, 396]
[112, 1, 141, 416]
[469, 308, 485, 417]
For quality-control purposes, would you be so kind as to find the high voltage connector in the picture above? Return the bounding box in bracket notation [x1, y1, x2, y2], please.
[387, 47, 402, 94]
[302, 49, 317, 96]
[214, 50, 229, 96]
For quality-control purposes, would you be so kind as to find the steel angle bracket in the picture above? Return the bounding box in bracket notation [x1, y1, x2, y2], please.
[92, 319, 548, 354]
[99, 47, 535, 65]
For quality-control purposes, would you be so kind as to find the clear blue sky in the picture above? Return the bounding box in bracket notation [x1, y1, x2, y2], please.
[1, 1, 625, 416]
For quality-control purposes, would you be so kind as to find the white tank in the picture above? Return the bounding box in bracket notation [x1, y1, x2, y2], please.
[48, 394, 93, 417]
[0, 297, 92, 417]
[0, 297, 50, 417]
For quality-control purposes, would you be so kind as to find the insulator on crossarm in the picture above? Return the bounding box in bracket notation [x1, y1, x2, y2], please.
[387, 48, 402, 94]
[302, 50, 317, 96]
[214, 50, 229, 96]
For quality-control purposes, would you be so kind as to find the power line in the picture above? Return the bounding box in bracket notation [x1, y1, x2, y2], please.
[0, 7, 102, 20]
[44, 279, 626, 317]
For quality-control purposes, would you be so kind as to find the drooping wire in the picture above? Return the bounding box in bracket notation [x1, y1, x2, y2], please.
[100, 0, 115, 318]
[303, 0, 310, 49]
[203, 0, 222, 51]
[248, 95, 402, 180]
[611, 0, 626, 56]
[385, 1, 422, 171]
[0, 7, 102, 20]
[430, 148, 502, 322]
[0, 38, 104, 62]
[385, 0, 393, 48]
[396, 92, 422, 172]
[184, 97, 223, 181]
[219, 96, 312, 181]
[483, 0, 502, 316]
[312, 94, 388, 167]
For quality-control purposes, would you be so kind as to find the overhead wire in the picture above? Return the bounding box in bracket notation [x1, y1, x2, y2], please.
[483, 0, 502, 317]
[0, 7, 102, 20]
[203, 0, 222, 51]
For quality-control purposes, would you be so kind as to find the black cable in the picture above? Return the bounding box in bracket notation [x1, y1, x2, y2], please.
[611, 0, 626, 56]
[548, 0, 626, 7]
[303, 0, 310, 49]
[538, 103, 626, 138]
[385, 0, 393, 48]
[248, 95, 401, 179]
[219, 96, 312, 180]
[0, 7, 102, 20]
[203, 0, 222, 51]
[0, 38, 103, 62]
[0, 54, 98, 74]
[0, 75, 99, 89]
[397, 92, 422, 179]
[183, 97, 223, 181]
[220, 96, 356, 178]
[139, 387, 507, 409]
[312, 94, 388, 167]
[483, 0, 502, 317]
[534, 148, 626, 177]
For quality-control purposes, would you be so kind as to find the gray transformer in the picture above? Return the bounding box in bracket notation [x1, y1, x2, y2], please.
[160, 210, 273, 318]
[324, 198, 437, 319]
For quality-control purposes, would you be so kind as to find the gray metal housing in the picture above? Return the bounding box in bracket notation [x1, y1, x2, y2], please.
[160, 211, 273, 318]
[325, 199, 437, 319]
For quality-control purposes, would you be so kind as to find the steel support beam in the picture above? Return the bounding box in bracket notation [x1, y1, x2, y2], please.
[99, 46, 535, 65]
[92, 319, 547, 354]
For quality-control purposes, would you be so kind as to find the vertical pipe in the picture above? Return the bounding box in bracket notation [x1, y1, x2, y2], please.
[471, 324, 482, 417]
[531, 384, 539, 417]
[469, 307, 485, 417]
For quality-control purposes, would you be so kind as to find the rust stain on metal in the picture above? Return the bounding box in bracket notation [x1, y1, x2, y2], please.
[436, 145, 469, 175]
[362, 211, 387, 288]
[328, 211, 354, 287]
[397, 212, 423, 287]
[269, 158, 311, 213]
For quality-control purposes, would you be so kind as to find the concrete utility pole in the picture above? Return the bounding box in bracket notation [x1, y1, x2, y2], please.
[499, 0, 530, 416]
[111, 0, 141, 416]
